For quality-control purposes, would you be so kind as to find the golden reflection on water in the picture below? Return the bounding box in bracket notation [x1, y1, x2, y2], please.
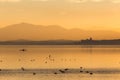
[0, 45, 120, 69]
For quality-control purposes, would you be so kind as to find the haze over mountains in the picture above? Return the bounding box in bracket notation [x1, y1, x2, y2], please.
[0, 23, 120, 41]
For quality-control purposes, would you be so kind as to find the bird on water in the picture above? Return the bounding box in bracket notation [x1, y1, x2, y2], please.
[20, 49, 27, 52]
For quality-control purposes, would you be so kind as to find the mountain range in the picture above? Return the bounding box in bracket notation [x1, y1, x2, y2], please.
[0, 23, 120, 41]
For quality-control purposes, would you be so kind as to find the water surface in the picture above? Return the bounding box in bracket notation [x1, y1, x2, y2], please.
[0, 45, 120, 80]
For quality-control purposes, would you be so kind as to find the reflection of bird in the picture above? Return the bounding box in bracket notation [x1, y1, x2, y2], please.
[45, 61, 47, 64]
[50, 59, 55, 61]
[18, 59, 21, 61]
[45, 55, 55, 62]
[30, 59, 35, 62]
[49, 55, 51, 59]
[80, 67, 84, 73]
[0, 60, 3, 62]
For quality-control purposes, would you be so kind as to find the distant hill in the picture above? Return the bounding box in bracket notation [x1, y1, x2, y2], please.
[0, 23, 120, 41]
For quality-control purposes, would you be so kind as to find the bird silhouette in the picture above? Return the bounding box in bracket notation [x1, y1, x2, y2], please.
[90, 72, 93, 75]
[54, 72, 57, 74]
[21, 67, 25, 71]
[59, 70, 65, 73]
[20, 49, 27, 52]
[85, 71, 89, 73]
[33, 72, 36, 75]
[80, 67, 83, 69]
[80, 70, 83, 73]
[64, 68, 69, 71]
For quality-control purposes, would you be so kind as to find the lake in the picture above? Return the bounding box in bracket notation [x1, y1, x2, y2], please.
[0, 45, 120, 80]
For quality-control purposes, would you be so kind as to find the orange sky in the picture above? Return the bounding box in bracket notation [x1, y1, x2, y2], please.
[0, 0, 120, 31]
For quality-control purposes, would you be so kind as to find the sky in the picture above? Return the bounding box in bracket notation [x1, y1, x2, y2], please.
[0, 0, 120, 31]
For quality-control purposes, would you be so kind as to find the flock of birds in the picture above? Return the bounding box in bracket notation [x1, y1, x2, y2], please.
[19, 48, 94, 76]
[20, 67, 94, 76]
[45, 54, 55, 64]
[53, 67, 93, 75]
[0, 48, 94, 77]
[0, 48, 94, 76]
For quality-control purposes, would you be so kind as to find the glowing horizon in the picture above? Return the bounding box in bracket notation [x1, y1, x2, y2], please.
[0, 0, 120, 32]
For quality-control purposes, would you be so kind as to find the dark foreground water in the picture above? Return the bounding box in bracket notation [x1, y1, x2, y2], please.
[0, 45, 120, 80]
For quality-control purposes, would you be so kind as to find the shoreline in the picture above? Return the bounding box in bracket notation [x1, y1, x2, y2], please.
[0, 68, 120, 74]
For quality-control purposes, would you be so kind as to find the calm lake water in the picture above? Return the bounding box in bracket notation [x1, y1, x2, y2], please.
[0, 45, 120, 80]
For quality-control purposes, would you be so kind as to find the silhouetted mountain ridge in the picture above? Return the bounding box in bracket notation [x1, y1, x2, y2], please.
[0, 23, 120, 41]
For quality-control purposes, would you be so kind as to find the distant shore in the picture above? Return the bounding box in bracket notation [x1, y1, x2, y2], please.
[1, 38, 120, 45]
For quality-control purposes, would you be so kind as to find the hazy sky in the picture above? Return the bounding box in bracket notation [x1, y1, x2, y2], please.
[0, 0, 120, 31]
